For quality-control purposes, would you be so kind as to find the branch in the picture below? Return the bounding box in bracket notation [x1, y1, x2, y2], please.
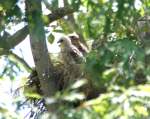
[45, 6, 76, 24]
[43, 0, 52, 10]
[0, 26, 29, 50]
[63, 0, 88, 47]
[8, 51, 32, 72]
[26, 0, 58, 114]
[0, 6, 77, 55]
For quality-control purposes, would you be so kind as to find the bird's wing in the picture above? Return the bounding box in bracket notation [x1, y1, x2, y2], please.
[71, 45, 83, 57]
[70, 45, 85, 63]
[78, 43, 89, 54]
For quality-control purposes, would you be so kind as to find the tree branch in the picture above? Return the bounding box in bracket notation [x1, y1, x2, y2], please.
[63, 0, 88, 47]
[8, 51, 32, 72]
[0, 1, 77, 115]
[45, 6, 76, 24]
[0, 6, 77, 55]
[0, 26, 29, 50]
[25, 0, 58, 114]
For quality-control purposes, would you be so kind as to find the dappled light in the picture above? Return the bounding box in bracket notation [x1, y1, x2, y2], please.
[0, 0, 150, 118]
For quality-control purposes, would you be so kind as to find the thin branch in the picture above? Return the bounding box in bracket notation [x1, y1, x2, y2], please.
[8, 51, 32, 72]
[0, 6, 77, 55]
[46, 6, 76, 24]
[63, 0, 88, 47]
[43, 0, 52, 10]
[0, 25, 29, 50]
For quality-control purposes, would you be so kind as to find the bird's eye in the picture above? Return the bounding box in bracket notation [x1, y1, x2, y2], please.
[69, 36, 76, 40]
[57, 39, 63, 43]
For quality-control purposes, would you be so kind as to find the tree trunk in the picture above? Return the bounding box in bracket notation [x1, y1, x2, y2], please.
[25, 0, 58, 114]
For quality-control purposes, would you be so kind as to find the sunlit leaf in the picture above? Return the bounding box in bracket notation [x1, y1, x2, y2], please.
[48, 33, 55, 44]
[24, 92, 42, 99]
[134, 105, 148, 116]
[63, 92, 85, 101]
[138, 85, 150, 92]
[71, 79, 87, 89]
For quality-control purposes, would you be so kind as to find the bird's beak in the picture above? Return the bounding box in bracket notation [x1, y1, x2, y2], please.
[57, 39, 62, 43]
[57, 39, 63, 46]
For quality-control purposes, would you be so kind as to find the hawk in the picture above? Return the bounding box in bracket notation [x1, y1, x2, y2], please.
[68, 34, 89, 56]
[57, 36, 85, 88]
[58, 35, 96, 99]
[58, 36, 85, 64]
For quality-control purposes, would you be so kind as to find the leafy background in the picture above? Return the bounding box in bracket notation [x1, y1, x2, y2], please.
[0, 0, 150, 118]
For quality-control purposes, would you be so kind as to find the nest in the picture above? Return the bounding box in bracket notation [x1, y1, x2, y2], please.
[21, 56, 100, 117]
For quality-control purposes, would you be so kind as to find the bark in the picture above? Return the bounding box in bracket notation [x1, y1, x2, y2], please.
[46, 7, 75, 24]
[25, 0, 57, 114]
[0, 26, 28, 50]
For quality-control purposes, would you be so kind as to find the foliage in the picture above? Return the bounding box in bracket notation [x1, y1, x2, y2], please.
[0, 0, 22, 31]
[85, 37, 145, 87]
[62, 84, 150, 119]
[0, 0, 150, 119]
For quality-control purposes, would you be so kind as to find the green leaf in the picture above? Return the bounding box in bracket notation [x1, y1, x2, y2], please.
[48, 33, 55, 44]
[51, 0, 58, 10]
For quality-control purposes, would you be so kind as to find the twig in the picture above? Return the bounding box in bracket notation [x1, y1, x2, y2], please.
[8, 51, 32, 72]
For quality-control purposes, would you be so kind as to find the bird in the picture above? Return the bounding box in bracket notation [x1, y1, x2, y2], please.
[57, 35, 97, 100]
[68, 34, 89, 56]
[57, 35, 85, 64]
[57, 36, 85, 89]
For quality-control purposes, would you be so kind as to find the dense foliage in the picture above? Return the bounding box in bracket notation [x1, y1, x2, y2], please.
[0, 0, 150, 118]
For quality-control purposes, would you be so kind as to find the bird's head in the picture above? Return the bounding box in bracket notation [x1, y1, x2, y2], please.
[57, 36, 72, 48]
[68, 34, 80, 46]
[69, 34, 89, 54]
